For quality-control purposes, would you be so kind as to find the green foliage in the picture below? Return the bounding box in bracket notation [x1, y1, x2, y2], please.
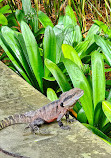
[94, 20, 111, 39]
[21, 21, 44, 92]
[63, 58, 93, 125]
[102, 101, 111, 123]
[45, 58, 71, 92]
[91, 51, 105, 109]
[83, 123, 111, 144]
[43, 26, 56, 77]
[95, 35, 111, 65]
[38, 11, 54, 28]
[0, 0, 12, 25]
[47, 88, 58, 101]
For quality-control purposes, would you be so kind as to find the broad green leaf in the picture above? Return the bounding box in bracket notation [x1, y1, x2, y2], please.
[85, 42, 98, 56]
[56, 32, 64, 63]
[43, 26, 56, 77]
[94, 20, 111, 38]
[101, 122, 111, 135]
[1, 26, 37, 88]
[75, 40, 89, 59]
[62, 44, 83, 69]
[85, 24, 100, 46]
[95, 35, 111, 65]
[21, 21, 44, 92]
[63, 15, 74, 28]
[0, 13, 8, 25]
[65, 5, 77, 26]
[77, 108, 87, 123]
[0, 0, 3, 2]
[63, 58, 94, 125]
[21, 0, 32, 15]
[43, 77, 55, 81]
[1, 27, 23, 64]
[16, 32, 39, 89]
[94, 102, 106, 129]
[15, 10, 25, 23]
[73, 102, 82, 114]
[38, 11, 54, 28]
[7, 14, 18, 27]
[45, 58, 71, 92]
[0, 5, 10, 14]
[94, 20, 108, 33]
[29, 8, 38, 34]
[0, 33, 31, 84]
[47, 88, 58, 101]
[53, 16, 64, 35]
[83, 123, 111, 144]
[63, 25, 82, 46]
[63, 24, 75, 45]
[102, 101, 111, 122]
[91, 51, 105, 109]
[73, 25, 82, 44]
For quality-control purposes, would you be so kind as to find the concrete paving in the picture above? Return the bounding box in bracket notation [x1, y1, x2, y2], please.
[0, 61, 111, 158]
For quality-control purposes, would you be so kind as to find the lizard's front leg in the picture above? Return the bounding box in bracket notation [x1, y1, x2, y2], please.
[57, 114, 70, 130]
[65, 111, 74, 123]
[26, 118, 45, 134]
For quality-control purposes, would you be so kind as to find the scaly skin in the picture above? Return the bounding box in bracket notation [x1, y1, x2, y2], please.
[0, 88, 84, 158]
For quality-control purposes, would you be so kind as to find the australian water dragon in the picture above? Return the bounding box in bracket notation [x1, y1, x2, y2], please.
[0, 88, 84, 158]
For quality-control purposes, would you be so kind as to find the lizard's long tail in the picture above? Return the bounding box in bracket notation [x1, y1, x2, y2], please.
[0, 114, 32, 130]
[0, 114, 32, 158]
[0, 147, 30, 158]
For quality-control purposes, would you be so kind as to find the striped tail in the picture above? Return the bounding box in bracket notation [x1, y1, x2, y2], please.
[0, 114, 32, 130]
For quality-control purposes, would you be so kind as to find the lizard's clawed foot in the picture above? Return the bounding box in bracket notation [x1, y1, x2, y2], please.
[25, 124, 40, 134]
[61, 125, 71, 130]
[67, 118, 74, 123]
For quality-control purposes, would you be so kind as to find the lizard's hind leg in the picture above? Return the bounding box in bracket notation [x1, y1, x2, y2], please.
[27, 118, 45, 134]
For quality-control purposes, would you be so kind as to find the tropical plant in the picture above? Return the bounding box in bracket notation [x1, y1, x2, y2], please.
[45, 48, 111, 144]
[44, 6, 111, 144]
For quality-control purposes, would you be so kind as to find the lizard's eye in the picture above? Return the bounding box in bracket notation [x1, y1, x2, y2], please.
[60, 102, 64, 107]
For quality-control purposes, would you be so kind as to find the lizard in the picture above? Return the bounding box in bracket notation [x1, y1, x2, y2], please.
[0, 87, 84, 158]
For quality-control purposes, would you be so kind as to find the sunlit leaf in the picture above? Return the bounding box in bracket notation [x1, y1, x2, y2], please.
[62, 44, 83, 68]
[47, 88, 58, 101]
[95, 35, 111, 65]
[91, 51, 105, 109]
[102, 101, 111, 122]
[38, 11, 54, 28]
[63, 58, 94, 125]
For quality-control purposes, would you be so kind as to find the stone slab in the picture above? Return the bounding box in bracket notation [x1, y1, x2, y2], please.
[0, 61, 111, 158]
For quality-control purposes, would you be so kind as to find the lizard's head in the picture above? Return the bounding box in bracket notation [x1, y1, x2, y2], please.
[59, 88, 84, 109]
